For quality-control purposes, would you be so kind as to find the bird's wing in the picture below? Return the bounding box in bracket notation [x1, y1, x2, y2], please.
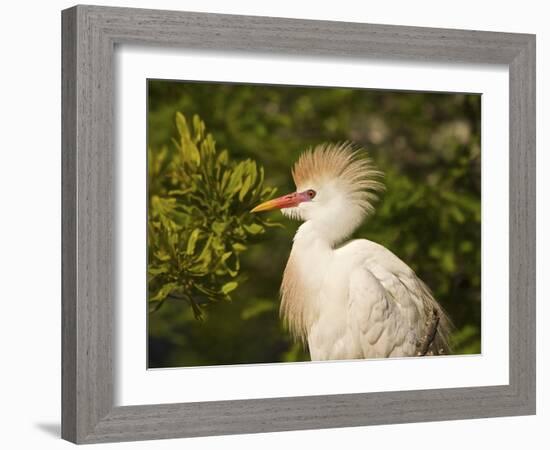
[345, 240, 442, 358]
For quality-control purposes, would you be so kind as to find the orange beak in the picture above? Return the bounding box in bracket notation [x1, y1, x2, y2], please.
[251, 192, 305, 213]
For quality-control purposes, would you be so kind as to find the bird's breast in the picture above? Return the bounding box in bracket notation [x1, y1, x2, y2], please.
[281, 241, 360, 358]
[280, 238, 333, 342]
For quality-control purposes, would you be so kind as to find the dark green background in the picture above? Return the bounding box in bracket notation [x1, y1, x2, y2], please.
[147, 80, 481, 368]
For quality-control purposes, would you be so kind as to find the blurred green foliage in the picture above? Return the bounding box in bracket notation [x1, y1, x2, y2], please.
[148, 80, 482, 368]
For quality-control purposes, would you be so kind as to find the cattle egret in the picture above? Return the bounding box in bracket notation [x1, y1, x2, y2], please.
[252, 143, 451, 360]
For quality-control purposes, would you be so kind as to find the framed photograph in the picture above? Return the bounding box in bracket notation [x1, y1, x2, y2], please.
[61, 5, 536, 444]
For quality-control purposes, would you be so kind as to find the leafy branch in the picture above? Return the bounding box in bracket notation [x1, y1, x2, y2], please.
[147, 113, 279, 319]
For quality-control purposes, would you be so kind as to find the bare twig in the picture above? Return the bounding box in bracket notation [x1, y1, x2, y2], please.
[416, 308, 440, 356]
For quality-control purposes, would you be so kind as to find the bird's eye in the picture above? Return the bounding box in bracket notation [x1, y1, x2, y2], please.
[306, 189, 316, 199]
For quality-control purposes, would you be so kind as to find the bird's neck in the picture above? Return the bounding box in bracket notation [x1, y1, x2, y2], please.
[294, 220, 332, 249]
[293, 220, 343, 250]
[292, 222, 336, 275]
[280, 221, 335, 342]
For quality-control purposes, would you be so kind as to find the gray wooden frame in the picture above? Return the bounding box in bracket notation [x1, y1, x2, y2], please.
[61, 4, 536, 444]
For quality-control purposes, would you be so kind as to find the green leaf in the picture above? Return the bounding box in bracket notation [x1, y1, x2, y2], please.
[175, 113, 201, 165]
[185, 141, 201, 166]
[226, 163, 245, 194]
[232, 242, 247, 252]
[212, 221, 226, 235]
[153, 250, 171, 261]
[239, 175, 252, 201]
[196, 235, 213, 264]
[221, 281, 238, 295]
[149, 282, 178, 302]
[217, 149, 229, 165]
[186, 229, 201, 255]
[148, 265, 169, 275]
[193, 114, 205, 140]
[243, 223, 264, 234]
[220, 251, 233, 263]
[175, 112, 190, 140]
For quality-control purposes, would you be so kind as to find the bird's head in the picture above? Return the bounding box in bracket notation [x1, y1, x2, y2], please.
[252, 143, 384, 245]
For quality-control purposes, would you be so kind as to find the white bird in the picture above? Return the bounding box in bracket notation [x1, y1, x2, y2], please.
[251, 143, 451, 360]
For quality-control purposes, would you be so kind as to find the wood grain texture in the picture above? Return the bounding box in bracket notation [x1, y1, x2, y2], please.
[508, 37, 536, 410]
[61, 7, 77, 443]
[61, 4, 536, 444]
